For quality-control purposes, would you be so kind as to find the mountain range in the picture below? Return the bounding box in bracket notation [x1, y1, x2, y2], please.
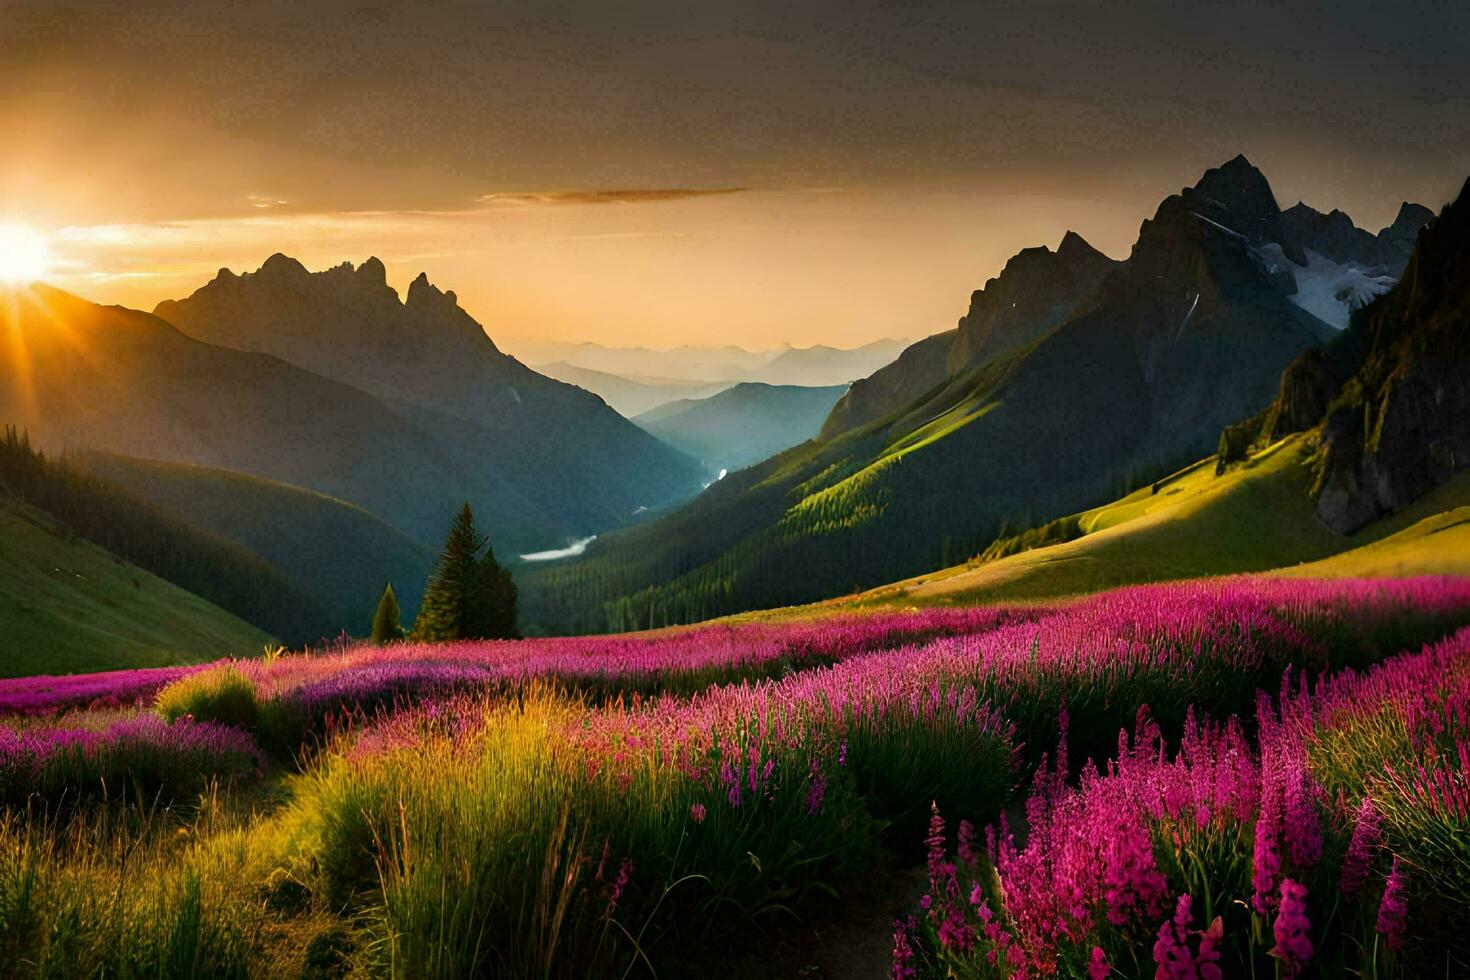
[153, 256, 706, 545]
[531, 361, 732, 417]
[3, 155, 1461, 668]
[633, 382, 849, 475]
[509, 337, 909, 391]
[519, 156, 1446, 632]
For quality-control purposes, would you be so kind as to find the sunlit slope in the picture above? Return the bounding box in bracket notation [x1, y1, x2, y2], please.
[809, 436, 1470, 611]
[0, 499, 272, 678]
[1276, 496, 1470, 579]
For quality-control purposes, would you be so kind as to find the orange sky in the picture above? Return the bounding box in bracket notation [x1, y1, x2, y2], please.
[3, 1, 1467, 349]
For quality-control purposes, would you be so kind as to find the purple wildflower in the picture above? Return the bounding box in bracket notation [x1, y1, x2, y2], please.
[806, 774, 826, 814]
[1251, 800, 1282, 916]
[1340, 797, 1381, 898]
[1282, 764, 1322, 869]
[957, 819, 978, 866]
[1376, 857, 1407, 951]
[1269, 879, 1313, 977]
[606, 857, 633, 918]
[937, 907, 975, 953]
[891, 918, 916, 980]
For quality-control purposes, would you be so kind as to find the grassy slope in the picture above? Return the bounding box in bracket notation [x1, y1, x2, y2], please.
[734, 435, 1470, 619]
[77, 452, 437, 633]
[0, 499, 272, 677]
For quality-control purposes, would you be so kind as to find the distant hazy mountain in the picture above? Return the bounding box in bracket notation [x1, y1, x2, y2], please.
[154, 256, 707, 543]
[522, 155, 1406, 633]
[501, 339, 776, 383]
[634, 383, 849, 474]
[532, 361, 731, 417]
[748, 339, 909, 387]
[505, 337, 912, 388]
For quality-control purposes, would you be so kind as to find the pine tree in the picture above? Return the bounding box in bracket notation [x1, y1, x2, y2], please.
[371, 581, 405, 644]
[482, 537, 520, 640]
[410, 502, 519, 642]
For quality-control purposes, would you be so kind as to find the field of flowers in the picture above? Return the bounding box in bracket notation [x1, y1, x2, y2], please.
[2, 576, 1469, 977]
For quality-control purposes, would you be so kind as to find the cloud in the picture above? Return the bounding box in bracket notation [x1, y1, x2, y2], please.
[477, 187, 747, 206]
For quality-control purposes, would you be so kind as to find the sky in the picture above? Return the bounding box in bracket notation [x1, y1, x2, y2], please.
[2, 0, 1467, 350]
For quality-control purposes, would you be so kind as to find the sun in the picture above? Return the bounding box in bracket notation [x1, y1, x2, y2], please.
[0, 223, 51, 285]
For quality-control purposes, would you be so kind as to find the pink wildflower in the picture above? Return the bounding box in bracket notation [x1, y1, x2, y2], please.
[958, 819, 978, 866]
[891, 918, 916, 980]
[806, 774, 826, 814]
[1251, 800, 1281, 915]
[1376, 857, 1407, 951]
[1089, 947, 1110, 979]
[937, 907, 976, 953]
[605, 857, 633, 919]
[690, 802, 707, 824]
[1282, 764, 1322, 868]
[1339, 798, 1381, 898]
[1269, 879, 1313, 977]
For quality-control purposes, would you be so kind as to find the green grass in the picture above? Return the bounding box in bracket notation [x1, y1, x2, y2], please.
[0, 499, 271, 677]
[743, 435, 1470, 619]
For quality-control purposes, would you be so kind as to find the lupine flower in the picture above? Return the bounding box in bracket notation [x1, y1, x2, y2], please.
[806, 774, 826, 814]
[1376, 857, 1408, 951]
[1251, 799, 1282, 915]
[606, 858, 633, 918]
[1270, 879, 1313, 977]
[1282, 763, 1322, 868]
[1340, 797, 1381, 898]
[957, 819, 978, 866]
[891, 917, 917, 980]
[938, 907, 976, 953]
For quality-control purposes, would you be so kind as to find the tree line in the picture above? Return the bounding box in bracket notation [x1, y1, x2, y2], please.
[371, 502, 518, 643]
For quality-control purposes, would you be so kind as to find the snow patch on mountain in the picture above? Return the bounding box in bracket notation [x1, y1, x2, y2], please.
[1256, 244, 1397, 331]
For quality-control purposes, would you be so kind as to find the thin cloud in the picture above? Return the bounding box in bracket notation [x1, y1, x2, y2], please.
[477, 187, 748, 206]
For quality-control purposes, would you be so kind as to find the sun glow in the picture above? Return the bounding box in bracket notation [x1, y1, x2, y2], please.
[0, 223, 51, 284]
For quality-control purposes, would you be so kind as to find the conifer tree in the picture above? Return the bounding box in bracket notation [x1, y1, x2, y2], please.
[411, 502, 519, 642]
[370, 581, 405, 643]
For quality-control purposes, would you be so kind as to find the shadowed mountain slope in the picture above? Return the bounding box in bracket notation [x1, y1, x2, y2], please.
[634, 382, 848, 475]
[531, 361, 731, 417]
[155, 256, 706, 540]
[76, 452, 438, 635]
[0, 285, 551, 551]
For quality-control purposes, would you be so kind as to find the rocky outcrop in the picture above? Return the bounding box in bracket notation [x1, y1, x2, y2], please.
[822, 330, 955, 437]
[1313, 180, 1470, 531]
[1278, 200, 1431, 270]
[947, 230, 1117, 373]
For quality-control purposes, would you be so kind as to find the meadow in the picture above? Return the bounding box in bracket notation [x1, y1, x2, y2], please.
[2, 577, 1469, 977]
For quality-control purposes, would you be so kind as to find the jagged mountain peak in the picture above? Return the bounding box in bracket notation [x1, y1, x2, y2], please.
[1381, 201, 1435, 243]
[357, 255, 388, 285]
[1191, 155, 1279, 215]
[258, 252, 310, 278]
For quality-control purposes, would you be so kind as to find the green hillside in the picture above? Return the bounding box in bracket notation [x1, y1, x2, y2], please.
[0, 498, 271, 678]
[764, 436, 1470, 616]
[78, 452, 438, 635]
